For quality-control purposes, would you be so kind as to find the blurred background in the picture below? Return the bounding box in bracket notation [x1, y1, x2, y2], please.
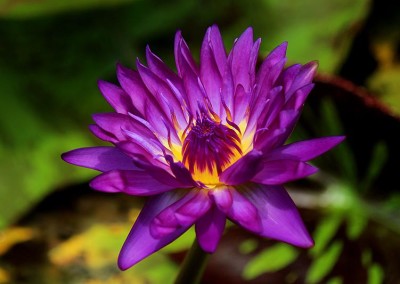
[0, 0, 399, 283]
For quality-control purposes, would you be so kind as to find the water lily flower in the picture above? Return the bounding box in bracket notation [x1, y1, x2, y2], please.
[62, 25, 344, 270]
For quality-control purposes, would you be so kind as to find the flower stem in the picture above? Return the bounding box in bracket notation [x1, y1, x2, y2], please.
[174, 239, 209, 284]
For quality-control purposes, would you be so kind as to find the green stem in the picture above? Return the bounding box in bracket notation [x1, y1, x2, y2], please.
[174, 238, 210, 284]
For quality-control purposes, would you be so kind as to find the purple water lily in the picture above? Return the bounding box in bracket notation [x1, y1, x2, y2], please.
[62, 25, 344, 270]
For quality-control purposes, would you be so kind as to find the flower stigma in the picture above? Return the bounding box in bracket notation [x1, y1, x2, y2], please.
[182, 113, 243, 186]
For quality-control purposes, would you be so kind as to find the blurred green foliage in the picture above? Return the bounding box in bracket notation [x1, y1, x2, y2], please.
[0, 0, 369, 229]
[2, 0, 400, 283]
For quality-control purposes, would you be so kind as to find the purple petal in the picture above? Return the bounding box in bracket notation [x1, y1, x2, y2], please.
[116, 63, 148, 115]
[286, 61, 318, 99]
[242, 184, 314, 248]
[165, 155, 199, 187]
[195, 205, 226, 253]
[136, 59, 186, 131]
[220, 150, 263, 185]
[251, 160, 318, 185]
[92, 113, 131, 141]
[268, 136, 345, 162]
[175, 191, 212, 226]
[89, 169, 179, 195]
[150, 190, 210, 238]
[177, 43, 207, 115]
[145, 46, 180, 83]
[118, 191, 188, 270]
[257, 42, 288, 81]
[227, 189, 261, 233]
[174, 31, 198, 77]
[97, 80, 136, 115]
[200, 27, 224, 115]
[61, 146, 137, 172]
[208, 186, 233, 213]
[232, 84, 247, 123]
[229, 27, 254, 92]
[89, 124, 118, 143]
[284, 83, 314, 111]
[207, 25, 227, 75]
[254, 110, 300, 151]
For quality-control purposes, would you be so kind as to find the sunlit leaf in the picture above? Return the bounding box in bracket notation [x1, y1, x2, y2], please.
[310, 213, 342, 256]
[0, 0, 135, 18]
[306, 241, 343, 284]
[368, 263, 384, 284]
[245, 0, 370, 72]
[242, 243, 299, 280]
[346, 210, 367, 240]
[239, 239, 259, 255]
[327, 277, 343, 284]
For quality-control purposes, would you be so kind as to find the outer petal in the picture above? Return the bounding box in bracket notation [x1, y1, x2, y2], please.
[195, 205, 226, 253]
[89, 169, 185, 195]
[267, 136, 345, 162]
[285, 61, 318, 100]
[251, 160, 318, 185]
[116, 63, 148, 115]
[97, 80, 136, 115]
[61, 146, 137, 172]
[241, 184, 314, 248]
[150, 190, 211, 238]
[118, 191, 188, 270]
[208, 186, 233, 213]
[226, 189, 262, 233]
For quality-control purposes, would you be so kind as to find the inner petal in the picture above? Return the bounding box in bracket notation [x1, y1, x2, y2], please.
[182, 115, 242, 185]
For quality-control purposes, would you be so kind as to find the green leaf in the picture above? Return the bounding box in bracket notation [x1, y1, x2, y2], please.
[310, 213, 342, 257]
[368, 264, 384, 284]
[360, 142, 388, 192]
[242, 243, 299, 280]
[239, 239, 259, 255]
[0, 0, 135, 19]
[241, 0, 369, 73]
[327, 277, 343, 284]
[346, 210, 367, 240]
[306, 241, 343, 284]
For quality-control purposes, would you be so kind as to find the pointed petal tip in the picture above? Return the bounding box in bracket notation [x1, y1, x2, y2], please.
[117, 253, 135, 271]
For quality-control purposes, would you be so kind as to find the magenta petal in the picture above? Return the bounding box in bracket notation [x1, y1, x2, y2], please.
[227, 189, 261, 233]
[89, 124, 118, 143]
[118, 191, 188, 270]
[175, 191, 212, 226]
[220, 150, 263, 185]
[229, 27, 254, 92]
[150, 190, 210, 238]
[195, 205, 226, 253]
[61, 147, 137, 172]
[286, 61, 318, 98]
[251, 160, 318, 185]
[89, 169, 180, 195]
[268, 136, 345, 162]
[200, 27, 224, 115]
[174, 31, 198, 76]
[165, 155, 199, 187]
[206, 24, 227, 75]
[208, 186, 233, 213]
[92, 113, 131, 141]
[242, 184, 314, 248]
[258, 41, 288, 76]
[116, 63, 148, 115]
[97, 80, 135, 115]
